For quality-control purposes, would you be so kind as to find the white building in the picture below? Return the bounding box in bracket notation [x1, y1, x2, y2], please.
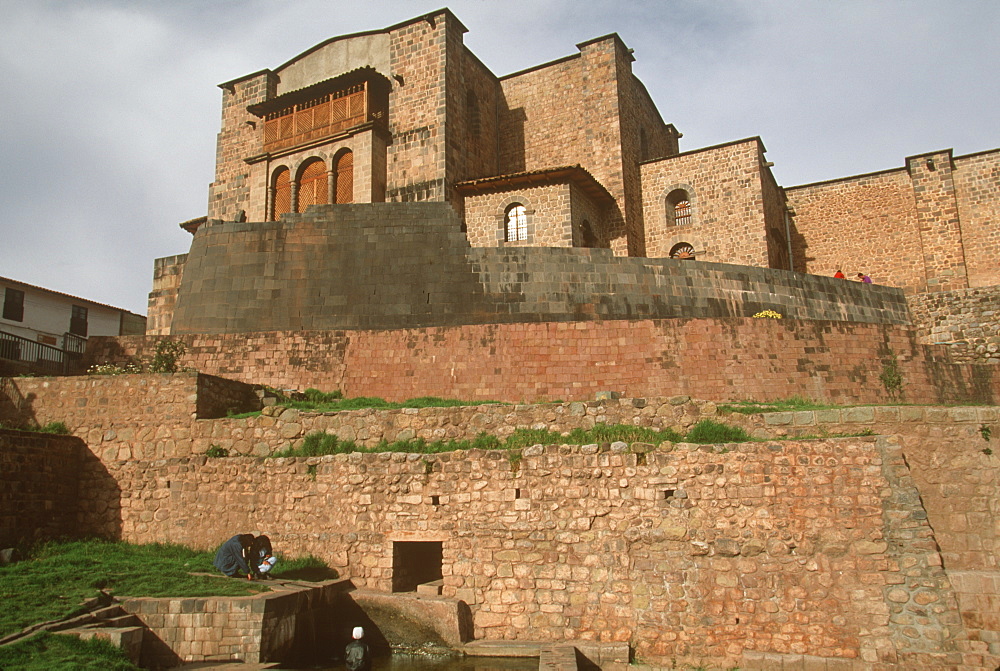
[1, 276, 145, 375]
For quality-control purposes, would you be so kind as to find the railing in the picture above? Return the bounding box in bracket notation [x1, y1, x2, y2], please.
[63, 332, 87, 355]
[0, 330, 86, 376]
[263, 86, 371, 153]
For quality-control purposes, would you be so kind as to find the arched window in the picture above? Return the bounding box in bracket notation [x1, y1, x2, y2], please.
[271, 166, 291, 221]
[670, 242, 695, 260]
[666, 188, 692, 227]
[333, 150, 354, 204]
[505, 204, 527, 242]
[297, 158, 328, 213]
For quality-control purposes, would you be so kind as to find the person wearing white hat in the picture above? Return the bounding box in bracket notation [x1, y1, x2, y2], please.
[345, 626, 371, 671]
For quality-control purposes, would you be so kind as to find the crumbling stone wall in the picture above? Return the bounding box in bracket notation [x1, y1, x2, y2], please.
[75, 436, 980, 666]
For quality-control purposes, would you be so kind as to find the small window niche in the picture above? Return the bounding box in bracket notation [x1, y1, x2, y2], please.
[391, 541, 443, 593]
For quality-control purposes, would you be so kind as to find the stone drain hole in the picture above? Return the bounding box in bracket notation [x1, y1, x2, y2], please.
[431, 495, 440, 506]
[392, 541, 443, 593]
[660, 489, 675, 500]
[515, 488, 522, 499]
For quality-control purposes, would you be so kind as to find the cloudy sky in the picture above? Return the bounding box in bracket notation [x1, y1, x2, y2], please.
[1, 0, 997, 315]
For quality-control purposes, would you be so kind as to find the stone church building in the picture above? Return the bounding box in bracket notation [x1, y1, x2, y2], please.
[149, 8, 998, 335]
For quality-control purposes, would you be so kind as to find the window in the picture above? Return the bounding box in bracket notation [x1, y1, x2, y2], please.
[505, 204, 527, 242]
[271, 167, 291, 221]
[666, 188, 692, 227]
[3, 288, 24, 321]
[333, 150, 354, 204]
[670, 242, 695, 260]
[674, 199, 692, 226]
[70, 305, 88, 337]
[296, 158, 328, 213]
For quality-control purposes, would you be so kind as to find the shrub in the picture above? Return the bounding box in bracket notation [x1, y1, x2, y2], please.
[752, 310, 783, 319]
[149, 339, 187, 373]
[205, 444, 229, 458]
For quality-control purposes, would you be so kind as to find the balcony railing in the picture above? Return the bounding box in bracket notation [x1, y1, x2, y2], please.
[0, 330, 88, 376]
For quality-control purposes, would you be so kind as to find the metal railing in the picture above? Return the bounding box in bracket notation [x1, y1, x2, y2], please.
[0, 330, 87, 376]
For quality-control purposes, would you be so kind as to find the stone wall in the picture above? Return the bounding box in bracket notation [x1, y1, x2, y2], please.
[786, 147, 1000, 294]
[953, 149, 1000, 289]
[907, 285, 1000, 358]
[121, 582, 347, 666]
[0, 430, 83, 547]
[463, 183, 576, 248]
[384, 11, 449, 204]
[641, 138, 772, 265]
[147, 254, 187, 337]
[157, 202, 910, 335]
[499, 36, 632, 254]
[5, 368, 998, 465]
[0, 373, 259, 446]
[84, 318, 999, 406]
[73, 435, 988, 667]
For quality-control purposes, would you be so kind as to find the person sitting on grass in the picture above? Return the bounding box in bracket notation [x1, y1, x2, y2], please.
[212, 534, 255, 580]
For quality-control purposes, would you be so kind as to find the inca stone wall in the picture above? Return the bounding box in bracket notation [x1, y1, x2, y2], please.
[907, 285, 1000, 361]
[158, 202, 909, 336]
[0, 430, 83, 547]
[66, 435, 995, 668]
[147, 254, 187, 336]
[84, 318, 999, 406]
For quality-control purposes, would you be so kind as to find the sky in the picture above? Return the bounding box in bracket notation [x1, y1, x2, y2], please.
[1, 0, 997, 315]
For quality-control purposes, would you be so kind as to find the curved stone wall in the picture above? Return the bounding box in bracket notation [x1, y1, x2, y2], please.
[166, 203, 909, 335]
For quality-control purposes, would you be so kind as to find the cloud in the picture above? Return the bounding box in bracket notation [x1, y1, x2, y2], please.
[1, 0, 996, 314]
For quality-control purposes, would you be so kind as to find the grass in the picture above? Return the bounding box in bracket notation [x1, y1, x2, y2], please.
[0, 420, 71, 434]
[227, 391, 506, 419]
[271, 419, 753, 458]
[716, 395, 837, 415]
[0, 631, 140, 670]
[0, 539, 334, 639]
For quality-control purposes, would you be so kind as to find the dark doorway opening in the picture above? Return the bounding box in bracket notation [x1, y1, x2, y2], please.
[392, 541, 443, 592]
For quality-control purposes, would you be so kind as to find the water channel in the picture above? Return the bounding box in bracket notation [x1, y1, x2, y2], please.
[312, 653, 539, 670]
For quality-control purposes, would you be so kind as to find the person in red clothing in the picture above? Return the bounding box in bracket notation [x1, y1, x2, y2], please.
[834, 270, 845, 278]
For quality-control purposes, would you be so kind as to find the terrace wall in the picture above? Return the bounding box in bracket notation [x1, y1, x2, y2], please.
[73, 435, 998, 668]
[84, 319, 998, 406]
[0, 430, 83, 547]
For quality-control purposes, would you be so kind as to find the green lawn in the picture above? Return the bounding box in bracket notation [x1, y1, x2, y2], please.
[0, 539, 331, 639]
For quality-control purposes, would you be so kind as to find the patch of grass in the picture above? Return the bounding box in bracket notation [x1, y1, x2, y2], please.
[0, 420, 72, 434]
[0, 539, 269, 638]
[270, 554, 339, 582]
[717, 395, 837, 415]
[685, 419, 751, 444]
[279, 392, 504, 413]
[0, 631, 140, 670]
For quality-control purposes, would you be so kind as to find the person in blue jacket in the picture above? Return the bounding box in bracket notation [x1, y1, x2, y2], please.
[213, 534, 255, 579]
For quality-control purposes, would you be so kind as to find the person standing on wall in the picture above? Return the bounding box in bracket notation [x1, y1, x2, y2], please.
[345, 626, 371, 671]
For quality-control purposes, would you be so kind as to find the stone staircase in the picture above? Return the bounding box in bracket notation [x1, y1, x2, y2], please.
[0, 596, 144, 665]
